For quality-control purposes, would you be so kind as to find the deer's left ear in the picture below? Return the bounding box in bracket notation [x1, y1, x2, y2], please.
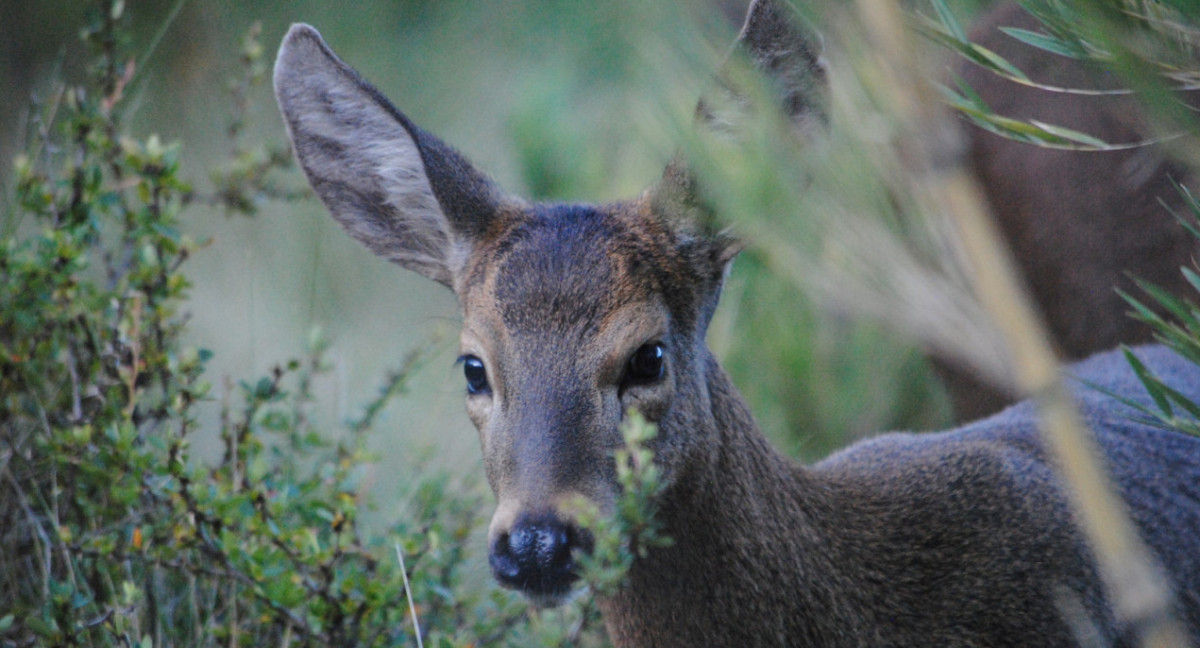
[274, 24, 508, 290]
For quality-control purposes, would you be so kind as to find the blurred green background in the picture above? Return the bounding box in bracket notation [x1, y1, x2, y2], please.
[0, 0, 949, 514]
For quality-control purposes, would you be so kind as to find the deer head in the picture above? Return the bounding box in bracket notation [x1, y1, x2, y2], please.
[273, 0, 825, 605]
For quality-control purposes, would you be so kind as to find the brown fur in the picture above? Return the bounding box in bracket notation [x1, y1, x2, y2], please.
[595, 350, 1110, 647]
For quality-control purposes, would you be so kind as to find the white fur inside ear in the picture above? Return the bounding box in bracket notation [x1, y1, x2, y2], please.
[363, 125, 453, 271]
[274, 24, 458, 285]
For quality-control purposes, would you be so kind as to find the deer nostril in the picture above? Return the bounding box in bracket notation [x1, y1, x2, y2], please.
[490, 531, 521, 583]
[512, 522, 569, 567]
[489, 515, 586, 601]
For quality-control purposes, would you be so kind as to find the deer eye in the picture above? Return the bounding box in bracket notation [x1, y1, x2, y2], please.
[461, 355, 490, 395]
[624, 342, 665, 387]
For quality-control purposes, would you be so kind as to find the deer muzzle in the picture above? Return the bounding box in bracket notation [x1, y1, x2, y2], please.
[488, 511, 595, 606]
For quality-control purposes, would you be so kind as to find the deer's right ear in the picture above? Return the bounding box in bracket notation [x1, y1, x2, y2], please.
[274, 24, 503, 289]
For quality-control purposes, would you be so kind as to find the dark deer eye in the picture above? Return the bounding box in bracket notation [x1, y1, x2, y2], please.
[461, 356, 490, 395]
[625, 343, 665, 387]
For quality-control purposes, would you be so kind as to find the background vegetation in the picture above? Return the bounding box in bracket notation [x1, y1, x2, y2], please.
[3, 0, 1196, 646]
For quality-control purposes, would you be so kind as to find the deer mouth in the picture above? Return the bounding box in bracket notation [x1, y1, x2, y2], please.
[522, 584, 589, 609]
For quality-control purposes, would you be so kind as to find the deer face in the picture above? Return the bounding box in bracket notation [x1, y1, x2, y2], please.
[272, 23, 731, 603]
[451, 201, 727, 603]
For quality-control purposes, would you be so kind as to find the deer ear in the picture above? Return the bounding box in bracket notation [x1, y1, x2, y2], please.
[650, 158, 744, 270]
[274, 24, 503, 289]
[699, 0, 829, 137]
[649, 0, 823, 274]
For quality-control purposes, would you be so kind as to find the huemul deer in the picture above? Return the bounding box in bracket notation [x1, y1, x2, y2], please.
[274, 1, 1200, 646]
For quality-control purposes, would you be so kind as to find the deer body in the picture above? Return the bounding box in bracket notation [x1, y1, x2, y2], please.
[273, 1, 1200, 645]
[599, 345, 1200, 647]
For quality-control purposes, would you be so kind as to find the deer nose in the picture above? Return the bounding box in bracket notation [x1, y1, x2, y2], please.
[489, 514, 593, 603]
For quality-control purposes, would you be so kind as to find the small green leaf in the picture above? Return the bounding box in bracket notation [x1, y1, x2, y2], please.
[930, 0, 966, 42]
[1134, 278, 1195, 324]
[1181, 266, 1200, 296]
[1158, 381, 1200, 420]
[1027, 120, 1109, 148]
[254, 376, 274, 399]
[25, 616, 57, 637]
[968, 43, 1031, 82]
[1124, 348, 1172, 415]
[999, 27, 1081, 58]
[1119, 288, 1166, 326]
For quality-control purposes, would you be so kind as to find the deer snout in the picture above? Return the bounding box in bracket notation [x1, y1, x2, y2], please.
[488, 513, 594, 606]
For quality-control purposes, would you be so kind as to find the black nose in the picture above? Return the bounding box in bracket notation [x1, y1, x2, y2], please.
[489, 515, 592, 600]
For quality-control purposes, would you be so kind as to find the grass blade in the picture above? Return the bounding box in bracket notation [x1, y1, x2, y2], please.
[999, 27, 1082, 58]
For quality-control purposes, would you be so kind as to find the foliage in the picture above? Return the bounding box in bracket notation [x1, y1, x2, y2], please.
[5, 0, 1199, 647]
[1117, 182, 1200, 437]
[0, 3, 434, 644]
[208, 20, 309, 216]
[923, 0, 1200, 151]
[572, 413, 673, 598]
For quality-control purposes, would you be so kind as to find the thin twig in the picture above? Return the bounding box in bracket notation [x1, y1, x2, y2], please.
[3, 461, 51, 601]
[394, 542, 424, 648]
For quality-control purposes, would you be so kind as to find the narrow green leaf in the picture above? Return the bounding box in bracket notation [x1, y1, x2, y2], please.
[1159, 381, 1200, 420]
[919, 21, 972, 57]
[1133, 277, 1194, 323]
[1119, 288, 1167, 326]
[1082, 377, 1176, 432]
[965, 114, 1103, 147]
[1124, 348, 1172, 415]
[1028, 120, 1110, 148]
[1180, 266, 1200, 296]
[1164, 194, 1200, 240]
[968, 43, 1031, 82]
[986, 115, 1060, 137]
[931, 0, 966, 42]
[999, 27, 1081, 58]
[1171, 179, 1200, 227]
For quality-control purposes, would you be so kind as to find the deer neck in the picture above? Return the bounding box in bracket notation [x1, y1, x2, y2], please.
[598, 352, 865, 647]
